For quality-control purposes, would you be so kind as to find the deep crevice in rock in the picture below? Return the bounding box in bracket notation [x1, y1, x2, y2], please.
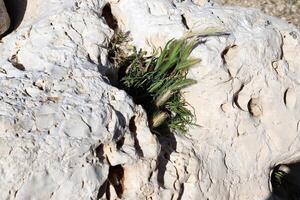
[270, 163, 300, 200]
[104, 4, 180, 195]
[102, 3, 118, 31]
[102, 3, 129, 85]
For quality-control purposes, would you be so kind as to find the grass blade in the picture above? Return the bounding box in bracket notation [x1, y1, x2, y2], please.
[170, 79, 197, 91]
[176, 58, 201, 70]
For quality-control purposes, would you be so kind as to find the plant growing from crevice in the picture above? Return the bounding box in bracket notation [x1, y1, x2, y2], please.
[116, 38, 200, 134]
[108, 30, 132, 69]
[271, 165, 300, 200]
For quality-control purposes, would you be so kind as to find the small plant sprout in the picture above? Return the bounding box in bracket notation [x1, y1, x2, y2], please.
[274, 170, 287, 185]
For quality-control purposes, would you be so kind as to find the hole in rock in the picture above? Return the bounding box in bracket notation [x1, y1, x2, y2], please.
[102, 3, 118, 30]
[270, 163, 300, 199]
[247, 98, 262, 117]
[108, 165, 124, 198]
[3, 0, 27, 33]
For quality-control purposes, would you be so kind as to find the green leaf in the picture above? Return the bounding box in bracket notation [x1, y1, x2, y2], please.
[170, 79, 197, 91]
[179, 40, 196, 62]
[148, 79, 165, 93]
[156, 40, 185, 76]
[154, 39, 174, 70]
[176, 58, 201, 71]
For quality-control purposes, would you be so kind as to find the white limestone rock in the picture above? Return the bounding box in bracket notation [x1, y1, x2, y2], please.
[109, 0, 300, 199]
[0, 0, 10, 35]
[2, 0, 300, 199]
[0, 0, 160, 199]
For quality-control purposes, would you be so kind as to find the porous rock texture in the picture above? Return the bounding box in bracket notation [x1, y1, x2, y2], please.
[0, 0, 160, 199]
[1, 0, 300, 200]
[0, 0, 10, 35]
[109, 0, 300, 199]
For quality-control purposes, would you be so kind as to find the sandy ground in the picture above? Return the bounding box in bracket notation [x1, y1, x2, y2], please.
[221, 0, 300, 27]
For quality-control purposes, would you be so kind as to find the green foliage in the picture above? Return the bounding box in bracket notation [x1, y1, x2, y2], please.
[271, 166, 300, 199]
[274, 170, 287, 185]
[119, 38, 200, 133]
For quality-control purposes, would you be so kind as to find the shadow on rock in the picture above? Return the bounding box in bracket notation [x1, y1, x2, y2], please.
[267, 162, 300, 200]
[3, 0, 27, 33]
[156, 127, 177, 188]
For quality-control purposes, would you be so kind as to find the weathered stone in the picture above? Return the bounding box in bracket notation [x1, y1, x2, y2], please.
[0, 0, 159, 199]
[1, 0, 300, 199]
[109, 0, 300, 199]
[0, 0, 10, 35]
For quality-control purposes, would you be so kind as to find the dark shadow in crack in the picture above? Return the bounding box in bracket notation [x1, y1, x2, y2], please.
[97, 180, 108, 199]
[265, 194, 277, 200]
[156, 127, 177, 188]
[267, 162, 300, 200]
[108, 164, 124, 198]
[129, 116, 144, 157]
[101, 3, 118, 31]
[95, 143, 107, 199]
[3, 0, 27, 34]
[113, 110, 126, 141]
[100, 2, 121, 85]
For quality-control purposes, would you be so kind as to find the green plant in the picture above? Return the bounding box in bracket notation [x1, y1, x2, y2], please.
[119, 38, 200, 133]
[271, 165, 300, 199]
[274, 170, 287, 185]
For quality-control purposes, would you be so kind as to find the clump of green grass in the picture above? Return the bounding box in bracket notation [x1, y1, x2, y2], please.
[119, 38, 200, 133]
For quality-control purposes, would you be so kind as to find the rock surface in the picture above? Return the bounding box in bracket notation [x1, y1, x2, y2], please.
[0, 0, 160, 199]
[109, 0, 300, 199]
[0, 0, 10, 35]
[221, 0, 300, 28]
[1, 0, 300, 199]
